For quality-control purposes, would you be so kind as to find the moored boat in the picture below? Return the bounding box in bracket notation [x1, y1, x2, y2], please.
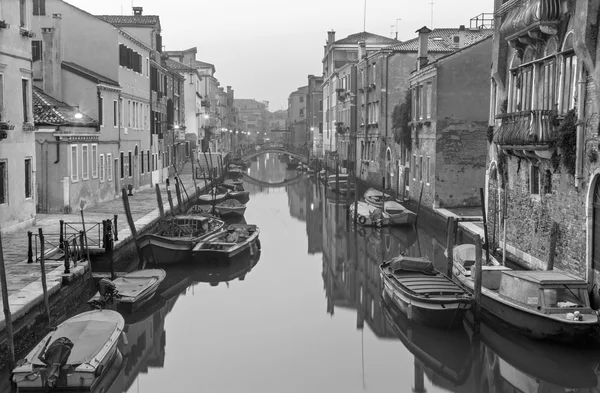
[216, 199, 246, 217]
[197, 186, 229, 204]
[13, 310, 125, 391]
[138, 215, 225, 264]
[381, 255, 472, 329]
[228, 166, 243, 179]
[225, 184, 250, 204]
[326, 173, 350, 192]
[383, 200, 416, 226]
[453, 244, 598, 343]
[192, 224, 260, 261]
[221, 178, 243, 190]
[187, 204, 217, 215]
[349, 201, 389, 227]
[87, 269, 166, 313]
[364, 187, 395, 208]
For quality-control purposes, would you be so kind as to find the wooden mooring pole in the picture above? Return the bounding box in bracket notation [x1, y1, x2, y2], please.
[474, 235, 483, 329]
[80, 209, 94, 290]
[414, 182, 425, 227]
[174, 178, 183, 214]
[155, 184, 165, 218]
[446, 217, 456, 277]
[0, 231, 15, 372]
[37, 228, 51, 324]
[479, 188, 489, 264]
[165, 179, 175, 216]
[547, 221, 559, 271]
[122, 188, 145, 269]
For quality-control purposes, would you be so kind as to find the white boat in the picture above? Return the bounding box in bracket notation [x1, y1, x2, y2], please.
[87, 269, 166, 313]
[452, 244, 598, 343]
[216, 199, 246, 217]
[364, 187, 395, 209]
[13, 310, 125, 391]
[349, 201, 390, 227]
[382, 200, 416, 226]
[192, 224, 260, 260]
[197, 186, 229, 204]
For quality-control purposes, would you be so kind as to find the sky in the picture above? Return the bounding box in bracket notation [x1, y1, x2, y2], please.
[68, 0, 493, 111]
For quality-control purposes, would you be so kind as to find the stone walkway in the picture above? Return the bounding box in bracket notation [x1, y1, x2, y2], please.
[0, 161, 207, 305]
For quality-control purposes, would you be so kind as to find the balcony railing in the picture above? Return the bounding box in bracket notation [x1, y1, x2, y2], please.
[499, 0, 561, 40]
[493, 110, 557, 146]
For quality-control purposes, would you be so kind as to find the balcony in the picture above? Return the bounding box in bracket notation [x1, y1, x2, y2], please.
[499, 0, 560, 50]
[493, 110, 558, 159]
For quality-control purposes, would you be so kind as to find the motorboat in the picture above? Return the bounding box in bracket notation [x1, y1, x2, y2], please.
[187, 204, 217, 215]
[381, 255, 472, 329]
[138, 215, 225, 264]
[87, 269, 166, 313]
[453, 244, 598, 343]
[13, 310, 125, 391]
[197, 186, 229, 204]
[383, 200, 416, 226]
[216, 199, 246, 217]
[192, 224, 260, 261]
[364, 187, 395, 208]
[349, 201, 389, 227]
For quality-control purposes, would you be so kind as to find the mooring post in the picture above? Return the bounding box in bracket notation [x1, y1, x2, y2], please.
[106, 220, 116, 281]
[547, 221, 559, 271]
[446, 217, 456, 278]
[0, 231, 16, 372]
[27, 231, 33, 263]
[113, 215, 118, 241]
[174, 178, 183, 214]
[474, 236, 483, 328]
[59, 219, 64, 249]
[165, 179, 175, 216]
[80, 211, 93, 290]
[414, 182, 425, 227]
[79, 231, 86, 265]
[122, 188, 145, 269]
[155, 184, 165, 218]
[63, 240, 71, 274]
[479, 188, 490, 265]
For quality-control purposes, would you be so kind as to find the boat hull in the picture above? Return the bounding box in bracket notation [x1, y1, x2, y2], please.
[217, 206, 246, 217]
[193, 229, 260, 261]
[227, 191, 250, 204]
[197, 194, 227, 204]
[388, 211, 416, 226]
[382, 276, 470, 329]
[138, 235, 195, 264]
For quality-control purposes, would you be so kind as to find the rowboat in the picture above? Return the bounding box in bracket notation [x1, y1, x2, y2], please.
[326, 173, 350, 192]
[87, 269, 166, 313]
[197, 186, 229, 204]
[221, 178, 243, 190]
[13, 310, 125, 391]
[364, 187, 395, 209]
[381, 255, 472, 328]
[453, 244, 598, 343]
[187, 204, 217, 215]
[349, 201, 389, 227]
[225, 185, 250, 204]
[216, 199, 246, 217]
[138, 215, 225, 264]
[192, 224, 260, 261]
[383, 200, 416, 226]
[228, 166, 243, 179]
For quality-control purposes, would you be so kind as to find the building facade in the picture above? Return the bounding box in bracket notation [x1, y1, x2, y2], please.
[0, 0, 36, 233]
[287, 85, 308, 148]
[306, 75, 323, 157]
[234, 99, 269, 143]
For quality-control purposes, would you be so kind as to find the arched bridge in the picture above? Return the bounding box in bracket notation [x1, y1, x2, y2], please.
[242, 173, 308, 188]
[233, 142, 310, 163]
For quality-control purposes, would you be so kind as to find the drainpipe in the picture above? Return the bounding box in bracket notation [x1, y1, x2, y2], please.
[53, 136, 60, 163]
[575, 68, 586, 188]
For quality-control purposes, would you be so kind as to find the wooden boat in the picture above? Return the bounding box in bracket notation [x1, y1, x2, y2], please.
[326, 173, 350, 192]
[138, 215, 225, 264]
[87, 269, 166, 313]
[381, 255, 472, 328]
[192, 224, 260, 261]
[453, 244, 598, 343]
[216, 199, 246, 217]
[197, 186, 229, 204]
[364, 187, 395, 208]
[383, 200, 416, 226]
[349, 201, 389, 227]
[13, 310, 125, 391]
[227, 167, 243, 179]
[187, 204, 217, 215]
[221, 178, 243, 190]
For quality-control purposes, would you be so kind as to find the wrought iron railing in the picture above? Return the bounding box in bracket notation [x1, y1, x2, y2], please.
[493, 110, 558, 146]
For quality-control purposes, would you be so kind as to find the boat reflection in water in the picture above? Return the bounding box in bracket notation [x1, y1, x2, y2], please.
[80, 250, 262, 393]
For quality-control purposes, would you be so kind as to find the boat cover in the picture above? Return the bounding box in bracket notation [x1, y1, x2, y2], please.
[32, 320, 118, 366]
[219, 199, 244, 207]
[113, 276, 158, 297]
[389, 256, 436, 275]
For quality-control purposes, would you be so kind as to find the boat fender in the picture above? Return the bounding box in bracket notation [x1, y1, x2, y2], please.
[256, 238, 261, 250]
[406, 304, 413, 320]
[358, 215, 367, 225]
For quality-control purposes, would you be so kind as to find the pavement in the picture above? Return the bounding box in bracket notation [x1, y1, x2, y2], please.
[434, 206, 483, 222]
[0, 160, 208, 319]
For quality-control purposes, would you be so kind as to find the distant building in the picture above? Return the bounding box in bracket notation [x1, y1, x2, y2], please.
[234, 99, 269, 143]
[306, 75, 323, 158]
[287, 86, 308, 148]
[0, 0, 36, 232]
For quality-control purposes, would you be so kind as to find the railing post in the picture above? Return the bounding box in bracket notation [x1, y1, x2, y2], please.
[113, 215, 118, 241]
[63, 240, 71, 274]
[59, 219, 64, 249]
[101, 220, 107, 249]
[27, 231, 33, 263]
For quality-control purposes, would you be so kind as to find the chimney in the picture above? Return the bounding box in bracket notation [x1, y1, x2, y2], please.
[327, 30, 336, 46]
[133, 6, 143, 16]
[358, 41, 366, 59]
[416, 26, 432, 70]
[182, 47, 197, 65]
[458, 25, 467, 48]
[41, 14, 62, 100]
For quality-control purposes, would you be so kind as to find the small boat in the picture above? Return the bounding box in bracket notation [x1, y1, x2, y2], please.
[349, 201, 389, 227]
[192, 224, 260, 261]
[326, 173, 350, 192]
[383, 200, 416, 226]
[187, 204, 217, 215]
[381, 255, 472, 329]
[228, 166, 243, 179]
[13, 310, 125, 391]
[453, 244, 598, 343]
[87, 269, 166, 313]
[221, 178, 243, 190]
[364, 187, 395, 209]
[138, 215, 225, 264]
[197, 186, 229, 204]
[216, 199, 246, 217]
[226, 185, 250, 204]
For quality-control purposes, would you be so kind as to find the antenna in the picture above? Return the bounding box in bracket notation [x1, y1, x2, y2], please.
[363, 0, 367, 32]
[390, 25, 395, 38]
[429, 1, 434, 28]
[396, 18, 401, 40]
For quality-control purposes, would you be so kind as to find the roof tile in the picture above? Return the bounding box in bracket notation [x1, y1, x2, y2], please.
[96, 14, 160, 26]
[334, 31, 399, 45]
[33, 86, 97, 127]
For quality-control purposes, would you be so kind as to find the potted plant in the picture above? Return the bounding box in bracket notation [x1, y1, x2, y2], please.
[0, 20, 9, 29]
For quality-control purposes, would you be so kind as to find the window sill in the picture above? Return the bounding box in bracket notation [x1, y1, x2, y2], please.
[71, 179, 79, 183]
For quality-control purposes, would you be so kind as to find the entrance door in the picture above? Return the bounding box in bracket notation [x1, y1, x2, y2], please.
[114, 158, 119, 195]
[593, 181, 600, 274]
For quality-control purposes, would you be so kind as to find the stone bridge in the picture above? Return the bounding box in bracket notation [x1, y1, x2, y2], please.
[242, 173, 307, 188]
[233, 142, 310, 164]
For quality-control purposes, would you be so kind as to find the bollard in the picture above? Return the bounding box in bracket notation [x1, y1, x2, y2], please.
[27, 231, 33, 263]
[63, 241, 71, 274]
[59, 219, 64, 249]
[72, 237, 79, 265]
[113, 215, 118, 241]
[79, 231, 85, 265]
[101, 220, 107, 249]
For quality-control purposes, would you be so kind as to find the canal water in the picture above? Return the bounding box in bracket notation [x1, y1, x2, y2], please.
[7, 153, 600, 392]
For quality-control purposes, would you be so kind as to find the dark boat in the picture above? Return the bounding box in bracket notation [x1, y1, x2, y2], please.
[380, 255, 472, 329]
[224, 184, 250, 204]
[192, 224, 260, 261]
[228, 166, 244, 179]
[221, 178, 243, 190]
[197, 186, 229, 204]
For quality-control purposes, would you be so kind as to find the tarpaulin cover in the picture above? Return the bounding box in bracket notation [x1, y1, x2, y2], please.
[32, 319, 119, 366]
[114, 276, 158, 297]
[389, 256, 436, 275]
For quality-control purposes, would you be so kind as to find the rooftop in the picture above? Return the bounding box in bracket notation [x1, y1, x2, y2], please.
[62, 62, 119, 87]
[386, 27, 493, 52]
[334, 31, 399, 46]
[33, 87, 97, 127]
[96, 14, 160, 27]
[164, 58, 196, 72]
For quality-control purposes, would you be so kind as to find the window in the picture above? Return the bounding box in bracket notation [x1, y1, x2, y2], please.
[128, 151, 132, 177]
[91, 144, 98, 178]
[412, 154, 417, 179]
[24, 158, 32, 199]
[560, 52, 578, 113]
[113, 100, 118, 127]
[372, 64, 376, 84]
[19, 0, 26, 27]
[453, 35, 460, 44]
[543, 288, 587, 309]
[541, 59, 556, 110]
[419, 156, 423, 181]
[299, 96, 304, 103]
[544, 170, 552, 194]
[141, 150, 144, 174]
[426, 82, 432, 119]
[99, 154, 105, 182]
[32, 41, 42, 62]
[119, 98, 124, 127]
[22, 79, 29, 122]
[70, 145, 78, 182]
[107, 153, 113, 181]
[127, 100, 131, 127]
[0, 74, 4, 122]
[426, 156, 431, 184]
[98, 96, 104, 127]
[33, 0, 45, 15]
[146, 58, 149, 77]
[120, 151, 124, 179]
[530, 164, 540, 195]
[0, 160, 6, 204]
[300, 108, 304, 117]
[82, 144, 89, 180]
